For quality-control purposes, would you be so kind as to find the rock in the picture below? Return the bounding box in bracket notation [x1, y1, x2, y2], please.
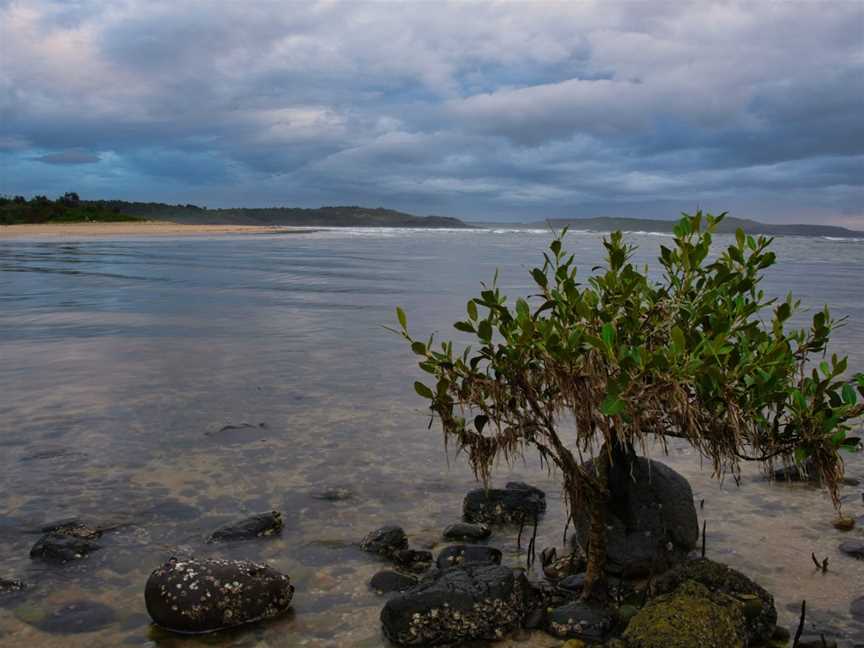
[206, 511, 283, 542]
[435, 544, 501, 569]
[523, 606, 546, 629]
[574, 457, 698, 577]
[145, 557, 293, 634]
[557, 573, 586, 596]
[624, 581, 746, 648]
[360, 526, 408, 558]
[0, 578, 26, 595]
[369, 571, 418, 594]
[23, 600, 116, 634]
[393, 549, 433, 574]
[772, 625, 792, 641]
[312, 487, 353, 501]
[833, 516, 855, 531]
[380, 564, 528, 645]
[463, 482, 546, 524]
[543, 550, 587, 580]
[37, 518, 101, 540]
[797, 638, 838, 648]
[851, 595, 864, 620]
[840, 540, 864, 559]
[651, 558, 776, 644]
[442, 522, 490, 542]
[545, 601, 614, 641]
[30, 532, 101, 563]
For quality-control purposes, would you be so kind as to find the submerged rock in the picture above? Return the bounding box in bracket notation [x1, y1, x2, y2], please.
[380, 564, 528, 645]
[145, 557, 293, 634]
[24, 600, 116, 635]
[0, 578, 26, 594]
[463, 482, 546, 525]
[574, 457, 698, 577]
[370, 571, 418, 594]
[30, 532, 101, 563]
[393, 548, 433, 574]
[651, 558, 777, 643]
[839, 540, 864, 559]
[206, 511, 283, 542]
[312, 487, 353, 501]
[442, 522, 490, 542]
[37, 518, 101, 540]
[435, 544, 501, 569]
[851, 595, 864, 620]
[624, 580, 746, 648]
[360, 526, 409, 558]
[545, 601, 614, 641]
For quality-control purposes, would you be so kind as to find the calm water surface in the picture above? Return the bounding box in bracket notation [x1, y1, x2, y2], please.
[0, 228, 863, 647]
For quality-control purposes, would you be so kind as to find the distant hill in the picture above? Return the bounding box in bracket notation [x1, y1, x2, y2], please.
[530, 216, 863, 238]
[89, 201, 469, 228]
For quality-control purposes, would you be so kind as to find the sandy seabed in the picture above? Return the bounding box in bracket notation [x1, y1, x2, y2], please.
[0, 222, 318, 238]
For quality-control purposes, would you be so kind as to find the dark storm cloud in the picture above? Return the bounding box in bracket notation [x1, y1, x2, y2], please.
[1, 1, 862, 225]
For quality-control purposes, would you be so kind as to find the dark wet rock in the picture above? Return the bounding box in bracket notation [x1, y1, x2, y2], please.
[543, 549, 587, 580]
[393, 549, 433, 574]
[370, 571, 418, 594]
[435, 544, 501, 569]
[0, 578, 26, 594]
[772, 459, 818, 482]
[37, 518, 101, 540]
[624, 580, 746, 648]
[852, 595, 864, 620]
[557, 573, 586, 596]
[24, 600, 116, 634]
[145, 557, 293, 634]
[30, 532, 101, 563]
[545, 601, 614, 641]
[312, 487, 353, 501]
[651, 558, 776, 643]
[463, 482, 546, 525]
[574, 457, 698, 577]
[797, 638, 838, 648]
[840, 540, 864, 559]
[523, 607, 546, 630]
[206, 511, 283, 542]
[442, 522, 490, 542]
[380, 564, 528, 646]
[360, 525, 408, 558]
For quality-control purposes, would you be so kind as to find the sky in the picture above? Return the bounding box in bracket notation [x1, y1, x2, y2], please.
[1, 1, 862, 225]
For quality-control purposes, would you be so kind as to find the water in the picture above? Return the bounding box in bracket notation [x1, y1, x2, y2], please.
[0, 228, 862, 647]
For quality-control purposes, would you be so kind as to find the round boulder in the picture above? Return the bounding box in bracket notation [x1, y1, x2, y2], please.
[442, 522, 491, 542]
[463, 482, 546, 524]
[30, 533, 101, 563]
[435, 544, 501, 569]
[360, 525, 408, 558]
[145, 557, 293, 634]
[574, 457, 698, 577]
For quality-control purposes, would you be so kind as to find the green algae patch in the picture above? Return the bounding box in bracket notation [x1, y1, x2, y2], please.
[623, 581, 746, 648]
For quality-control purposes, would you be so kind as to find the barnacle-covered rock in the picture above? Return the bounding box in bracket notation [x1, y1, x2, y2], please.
[545, 601, 614, 641]
[360, 525, 409, 557]
[463, 482, 546, 524]
[206, 511, 283, 542]
[0, 578, 26, 595]
[574, 458, 698, 577]
[442, 522, 490, 542]
[393, 548, 433, 574]
[380, 564, 528, 645]
[144, 557, 293, 634]
[650, 558, 777, 643]
[30, 532, 101, 563]
[435, 544, 501, 569]
[624, 580, 746, 648]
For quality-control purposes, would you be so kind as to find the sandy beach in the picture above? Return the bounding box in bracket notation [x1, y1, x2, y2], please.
[0, 222, 318, 239]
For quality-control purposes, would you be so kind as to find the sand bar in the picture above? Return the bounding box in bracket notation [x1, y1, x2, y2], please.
[0, 221, 319, 239]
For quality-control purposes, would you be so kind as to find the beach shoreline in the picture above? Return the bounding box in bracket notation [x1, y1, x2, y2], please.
[0, 221, 319, 239]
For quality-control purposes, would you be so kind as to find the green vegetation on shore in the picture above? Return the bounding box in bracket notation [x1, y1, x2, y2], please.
[0, 194, 142, 225]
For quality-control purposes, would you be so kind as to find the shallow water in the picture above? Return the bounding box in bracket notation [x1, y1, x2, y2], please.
[0, 227, 862, 647]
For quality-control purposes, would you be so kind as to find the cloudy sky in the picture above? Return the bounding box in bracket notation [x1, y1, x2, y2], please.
[1, 1, 862, 224]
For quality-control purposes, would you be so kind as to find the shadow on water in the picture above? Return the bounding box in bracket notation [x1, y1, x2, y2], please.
[0, 230, 862, 646]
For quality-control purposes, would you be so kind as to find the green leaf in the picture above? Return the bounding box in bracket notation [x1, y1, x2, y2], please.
[396, 306, 407, 330]
[414, 381, 434, 399]
[820, 361, 831, 377]
[736, 228, 745, 249]
[671, 326, 685, 354]
[478, 320, 493, 341]
[467, 300, 478, 321]
[550, 239, 561, 256]
[601, 322, 615, 348]
[601, 395, 626, 416]
[516, 298, 530, 321]
[454, 321, 475, 333]
[411, 341, 427, 356]
[531, 268, 548, 289]
[842, 383, 857, 405]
